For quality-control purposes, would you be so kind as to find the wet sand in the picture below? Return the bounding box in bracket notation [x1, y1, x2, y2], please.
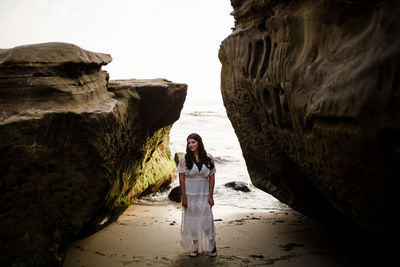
[63, 203, 387, 267]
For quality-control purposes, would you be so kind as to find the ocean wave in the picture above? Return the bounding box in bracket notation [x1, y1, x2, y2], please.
[187, 111, 226, 118]
[213, 155, 238, 163]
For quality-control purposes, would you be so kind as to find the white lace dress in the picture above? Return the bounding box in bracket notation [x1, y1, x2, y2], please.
[178, 153, 216, 253]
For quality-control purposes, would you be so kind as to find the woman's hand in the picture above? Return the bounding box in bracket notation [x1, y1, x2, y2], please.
[208, 195, 214, 208]
[182, 195, 188, 207]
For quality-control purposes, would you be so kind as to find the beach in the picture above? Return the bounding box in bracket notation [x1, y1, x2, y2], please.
[62, 203, 379, 267]
[63, 99, 393, 267]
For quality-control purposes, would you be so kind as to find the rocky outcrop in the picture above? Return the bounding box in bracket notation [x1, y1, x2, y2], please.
[219, 0, 400, 237]
[0, 42, 187, 266]
[225, 181, 251, 192]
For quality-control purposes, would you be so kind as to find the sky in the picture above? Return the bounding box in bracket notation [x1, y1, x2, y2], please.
[0, 0, 234, 101]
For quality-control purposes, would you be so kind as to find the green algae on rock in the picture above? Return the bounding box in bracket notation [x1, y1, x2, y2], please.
[0, 42, 187, 266]
[132, 127, 177, 197]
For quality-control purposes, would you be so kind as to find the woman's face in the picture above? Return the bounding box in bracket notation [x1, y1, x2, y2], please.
[187, 138, 199, 152]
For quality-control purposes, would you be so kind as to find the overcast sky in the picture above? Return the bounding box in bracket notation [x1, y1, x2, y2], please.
[0, 0, 234, 101]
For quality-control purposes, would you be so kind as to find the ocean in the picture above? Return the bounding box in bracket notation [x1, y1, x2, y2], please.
[138, 97, 289, 210]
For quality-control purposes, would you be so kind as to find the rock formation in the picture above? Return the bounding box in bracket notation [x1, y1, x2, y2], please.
[168, 186, 182, 202]
[219, 0, 400, 237]
[224, 181, 251, 192]
[0, 42, 187, 266]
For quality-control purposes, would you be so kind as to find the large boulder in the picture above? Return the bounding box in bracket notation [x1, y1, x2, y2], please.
[219, 0, 400, 237]
[0, 42, 187, 266]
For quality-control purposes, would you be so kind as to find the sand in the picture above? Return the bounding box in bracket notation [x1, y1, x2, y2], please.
[63, 203, 391, 267]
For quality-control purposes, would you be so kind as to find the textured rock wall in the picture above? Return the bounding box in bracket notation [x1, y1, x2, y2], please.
[0, 43, 187, 266]
[219, 0, 400, 236]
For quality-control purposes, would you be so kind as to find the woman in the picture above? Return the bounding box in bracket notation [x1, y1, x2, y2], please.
[178, 133, 217, 257]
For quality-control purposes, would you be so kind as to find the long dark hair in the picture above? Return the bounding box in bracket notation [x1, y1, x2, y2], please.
[185, 133, 214, 171]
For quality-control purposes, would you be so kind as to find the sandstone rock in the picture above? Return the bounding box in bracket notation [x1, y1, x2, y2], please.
[225, 181, 251, 192]
[220, 0, 400, 237]
[0, 42, 114, 124]
[0, 43, 187, 266]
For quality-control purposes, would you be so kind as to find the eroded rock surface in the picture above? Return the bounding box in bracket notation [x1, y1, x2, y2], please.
[220, 0, 400, 236]
[0, 42, 187, 266]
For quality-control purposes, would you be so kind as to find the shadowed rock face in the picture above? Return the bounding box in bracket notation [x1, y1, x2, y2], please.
[219, 0, 400, 236]
[0, 42, 187, 266]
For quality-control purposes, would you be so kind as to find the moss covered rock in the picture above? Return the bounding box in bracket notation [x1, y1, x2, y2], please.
[0, 43, 187, 266]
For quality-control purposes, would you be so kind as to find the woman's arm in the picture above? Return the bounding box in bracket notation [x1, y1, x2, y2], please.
[208, 173, 215, 207]
[179, 173, 188, 207]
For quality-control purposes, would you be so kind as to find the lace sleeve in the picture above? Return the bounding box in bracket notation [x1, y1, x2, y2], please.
[208, 153, 216, 175]
[178, 154, 186, 174]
